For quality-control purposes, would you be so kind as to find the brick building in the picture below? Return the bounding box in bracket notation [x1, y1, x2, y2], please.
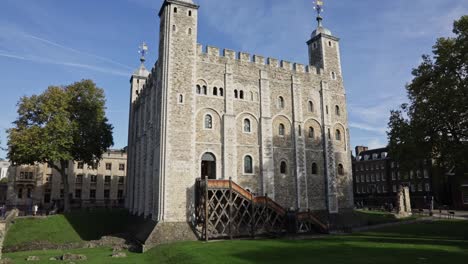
[6, 149, 127, 211]
[353, 146, 433, 209]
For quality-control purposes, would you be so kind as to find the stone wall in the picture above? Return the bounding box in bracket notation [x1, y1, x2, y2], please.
[126, 0, 354, 230]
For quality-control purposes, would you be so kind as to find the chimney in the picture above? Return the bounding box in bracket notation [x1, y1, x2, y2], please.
[355, 146, 368, 157]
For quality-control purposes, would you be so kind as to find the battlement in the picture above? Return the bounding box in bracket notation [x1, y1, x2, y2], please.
[197, 43, 322, 75]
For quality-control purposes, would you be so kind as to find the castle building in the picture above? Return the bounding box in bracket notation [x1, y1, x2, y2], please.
[127, 0, 353, 242]
[6, 150, 127, 211]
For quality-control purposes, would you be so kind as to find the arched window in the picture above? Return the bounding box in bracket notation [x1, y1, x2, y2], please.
[279, 124, 285, 136]
[335, 105, 340, 116]
[309, 127, 315, 139]
[188, 28, 192, 35]
[234, 90, 238, 98]
[278, 96, 285, 109]
[331, 72, 336, 80]
[202, 86, 207, 95]
[280, 161, 287, 174]
[240, 90, 244, 99]
[188, 10, 192, 16]
[335, 129, 341, 141]
[219, 88, 224, 97]
[338, 164, 344, 175]
[205, 115, 213, 129]
[172, 25, 176, 31]
[312, 163, 318, 175]
[308, 101, 314, 112]
[213, 87, 218, 96]
[244, 119, 251, 133]
[244, 155, 253, 174]
[250, 92, 254, 101]
[179, 94, 184, 104]
[174, 7, 177, 13]
[196, 85, 201, 94]
[298, 125, 302, 137]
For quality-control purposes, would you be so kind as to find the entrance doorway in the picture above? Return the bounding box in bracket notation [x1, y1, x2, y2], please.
[201, 153, 216, 180]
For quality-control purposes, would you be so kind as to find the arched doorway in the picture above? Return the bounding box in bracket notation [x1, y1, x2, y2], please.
[201, 153, 216, 180]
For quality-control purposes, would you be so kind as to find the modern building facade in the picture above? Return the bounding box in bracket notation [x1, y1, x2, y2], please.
[353, 146, 433, 209]
[126, 0, 353, 243]
[7, 150, 127, 211]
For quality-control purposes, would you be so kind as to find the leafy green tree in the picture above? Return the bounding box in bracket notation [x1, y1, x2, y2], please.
[388, 16, 468, 172]
[7, 80, 114, 212]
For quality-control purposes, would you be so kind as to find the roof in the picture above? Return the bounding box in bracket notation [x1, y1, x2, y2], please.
[356, 147, 389, 162]
[133, 64, 150, 77]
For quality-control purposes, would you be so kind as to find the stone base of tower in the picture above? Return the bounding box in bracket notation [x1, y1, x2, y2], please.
[129, 216, 198, 252]
[142, 222, 197, 252]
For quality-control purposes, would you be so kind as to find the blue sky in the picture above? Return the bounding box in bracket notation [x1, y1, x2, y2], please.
[0, 0, 466, 159]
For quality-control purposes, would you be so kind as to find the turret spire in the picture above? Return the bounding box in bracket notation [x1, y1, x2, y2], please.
[311, 0, 332, 37]
[313, 0, 324, 28]
[138, 42, 149, 64]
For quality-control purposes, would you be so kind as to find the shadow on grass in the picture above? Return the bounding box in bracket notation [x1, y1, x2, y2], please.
[63, 208, 132, 240]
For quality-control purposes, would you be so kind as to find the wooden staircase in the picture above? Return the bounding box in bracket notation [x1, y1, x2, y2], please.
[195, 178, 328, 240]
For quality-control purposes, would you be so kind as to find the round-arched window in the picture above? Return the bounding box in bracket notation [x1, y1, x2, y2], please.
[205, 114, 213, 129]
[338, 164, 344, 175]
[280, 161, 287, 174]
[244, 155, 253, 174]
[279, 124, 285, 136]
[244, 119, 251, 133]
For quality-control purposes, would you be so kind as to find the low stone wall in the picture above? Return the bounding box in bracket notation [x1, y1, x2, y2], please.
[0, 209, 19, 259]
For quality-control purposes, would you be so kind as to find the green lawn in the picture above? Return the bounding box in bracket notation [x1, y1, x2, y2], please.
[353, 209, 419, 225]
[3, 209, 131, 250]
[4, 220, 468, 264]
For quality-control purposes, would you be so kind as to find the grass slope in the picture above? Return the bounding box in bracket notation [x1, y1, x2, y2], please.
[4, 209, 131, 249]
[5, 220, 468, 264]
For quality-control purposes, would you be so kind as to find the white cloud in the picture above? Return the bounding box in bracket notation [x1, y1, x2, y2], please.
[0, 24, 131, 77]
[367, 138, 386, 150]
[349, 122, 387, 134]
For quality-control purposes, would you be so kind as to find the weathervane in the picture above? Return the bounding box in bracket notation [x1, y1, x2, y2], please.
[138, 42, 149, 63]
[313, 0, 324, 27]
[313, 0, 324, 16]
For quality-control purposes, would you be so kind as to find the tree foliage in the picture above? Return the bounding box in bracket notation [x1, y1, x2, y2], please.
[7, 80, 114, 211]
[388, 16, 468, 171]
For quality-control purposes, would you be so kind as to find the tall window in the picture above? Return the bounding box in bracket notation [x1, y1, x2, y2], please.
[335, 105, 340, 116]
[202, 85, 207, 95]
[244, 119, 251, 133]
[205, 114, 213, 129]
[312, 163, 318, 175]
[179, 94, 184, 104]
[234, 90, 238, 98]
[196, 85, 201, 94]
[213, 87, 218, 96]
[308, 101, 314, 112]
[335, 129, 341, 141]
[338, 164, 344, 175]
[309, 127, 315, 139]
[279, 124, 285, 136]
[239, 90, 244, 99]
[219, 88, 224, 97]
[244, 156, 253, 174]
[278, 96, 285, 109]
[280, 161, 287, 174]
[250, 92, 254, 101]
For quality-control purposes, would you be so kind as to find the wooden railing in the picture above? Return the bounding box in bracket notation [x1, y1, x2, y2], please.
[195, 178, 328, 241]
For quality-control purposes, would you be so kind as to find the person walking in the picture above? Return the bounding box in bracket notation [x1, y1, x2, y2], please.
[32, 204, 38, 216]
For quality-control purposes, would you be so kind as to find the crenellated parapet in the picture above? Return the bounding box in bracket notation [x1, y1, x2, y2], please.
[196, 44, 323, 76]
